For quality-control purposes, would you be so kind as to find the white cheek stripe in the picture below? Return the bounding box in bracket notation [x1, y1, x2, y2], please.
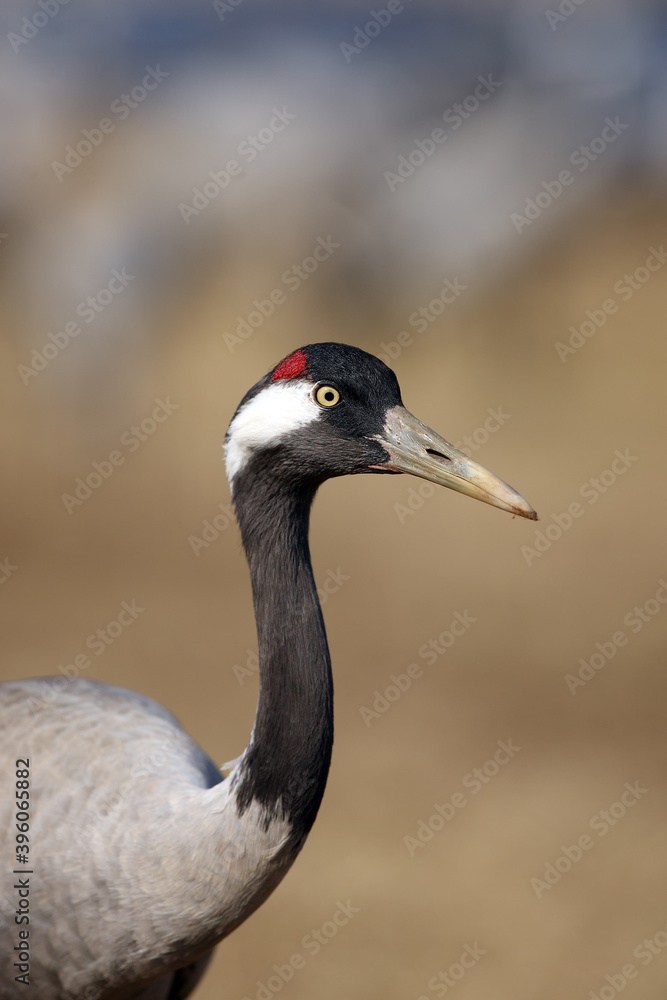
[224, 381, 319, 483]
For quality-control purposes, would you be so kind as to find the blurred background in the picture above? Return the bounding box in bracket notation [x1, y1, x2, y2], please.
[2, 0, 667, 997]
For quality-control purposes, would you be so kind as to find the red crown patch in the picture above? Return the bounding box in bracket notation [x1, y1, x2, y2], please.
[271, 349, 309, 381]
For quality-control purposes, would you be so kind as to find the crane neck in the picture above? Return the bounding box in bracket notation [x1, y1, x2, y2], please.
[231, 466, 333, 848]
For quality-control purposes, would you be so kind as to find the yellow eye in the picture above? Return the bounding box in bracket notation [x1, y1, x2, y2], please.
[314, 384, 340, 407]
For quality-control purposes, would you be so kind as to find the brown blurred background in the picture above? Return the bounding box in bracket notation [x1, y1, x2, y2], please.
[2, 1, 667, 998]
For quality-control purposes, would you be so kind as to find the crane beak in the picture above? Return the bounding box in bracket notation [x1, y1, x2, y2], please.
[373, 406, 538, 520]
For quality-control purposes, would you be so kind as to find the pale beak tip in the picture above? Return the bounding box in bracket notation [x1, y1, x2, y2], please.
[511, 495, 538, 520]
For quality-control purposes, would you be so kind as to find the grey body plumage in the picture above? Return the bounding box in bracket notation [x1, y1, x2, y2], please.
[0, 679, 294, 998]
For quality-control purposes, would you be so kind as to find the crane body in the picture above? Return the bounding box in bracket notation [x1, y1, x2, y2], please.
[0, 344, 536, 999]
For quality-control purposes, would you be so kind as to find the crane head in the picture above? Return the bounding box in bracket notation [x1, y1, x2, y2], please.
[224, 343, 537, 520]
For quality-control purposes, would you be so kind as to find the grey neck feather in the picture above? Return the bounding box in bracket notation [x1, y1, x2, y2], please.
[231, 460, 334, 845]
[136, 467, 335, 966]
